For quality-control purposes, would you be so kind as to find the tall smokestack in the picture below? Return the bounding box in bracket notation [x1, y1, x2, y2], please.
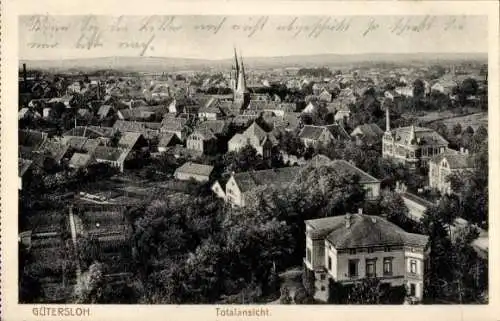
[385, 106, 390, 132]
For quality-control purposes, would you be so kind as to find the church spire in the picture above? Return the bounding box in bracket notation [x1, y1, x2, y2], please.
[237, 54, 247, 94]
[233, 47, 240, 78]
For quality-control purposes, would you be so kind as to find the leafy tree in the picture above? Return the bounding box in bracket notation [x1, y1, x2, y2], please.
[460, 78, 479, 97]
[413, 79, 426, 99]
[74, 262, 106, 303]
[279, 286, 293, 304]
[222, 145, 267, 173]
[452, 123, 463, 136]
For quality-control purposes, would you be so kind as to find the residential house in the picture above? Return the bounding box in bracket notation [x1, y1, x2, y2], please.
[68, 152, 95, 170]
[117, 132, 148, 151]
[298, 125, 335, 148]
[186, 128, 218, 155]
[174, 162, 214, 183]
[113, 120, 161, 140]
[160, 117, 189, 140]
[93, 146, 127, 172]
[324, 123, 351, 141]
[37, 139, 70, 165]
[302, 101, 320, 114]
[231, 114, 259, 129]
[382, 108, 448, 169]
[197, 120, 229, 138]
[329, 159, 381, 200]
[117, 109, 156, 121]
[211, 181, 226, 200]
[224, 167, 301, 207]
[227, 122, 277, 158]
[431, 80, 458, 95]
[64, 126, 116, 139]
[318, 88, 333, 102]
[429, 148, 475, 194]
[304, 212, 429, 302]
[351, 123, 384, 146]
[198, 97, 223, 120]
[157, 132, 182, 152]
[395, 86, 414, 98]
[334, 105, 351, 124]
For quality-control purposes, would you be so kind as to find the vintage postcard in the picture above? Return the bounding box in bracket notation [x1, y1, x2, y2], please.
[1, 0, 499, 320]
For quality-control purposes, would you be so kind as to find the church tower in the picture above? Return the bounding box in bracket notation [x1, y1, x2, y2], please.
[230, 48, 239, 92]
[234, 53, 250, 110]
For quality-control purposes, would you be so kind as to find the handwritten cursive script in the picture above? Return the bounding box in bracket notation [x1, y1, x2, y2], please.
[21, 15, 472, 56]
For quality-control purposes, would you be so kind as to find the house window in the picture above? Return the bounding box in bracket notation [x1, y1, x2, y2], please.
[384, 246, 391, 252]
[367, 248, 374, 254]
[348, 260, 358, 277]
[410, 283, 416, 297]
[349, 249, 356, 255]
[306, 248, 312, 263]
[383, 258, 393, 275]
[409, 260, 417, 274]
[366, 259, 376, 278]
[327, 256, 332, 270]
[320, 274, 326, 281]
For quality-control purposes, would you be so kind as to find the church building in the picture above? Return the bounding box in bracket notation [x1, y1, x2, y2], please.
[230, 48, 250, 110]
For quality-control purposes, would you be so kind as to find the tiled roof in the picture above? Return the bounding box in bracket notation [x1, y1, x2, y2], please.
[197, 120, 228, 136]
[38, 139, 69, 163]
[232, 167, 301, 193]
[430, 149, 476, 169]
[160, 117, 188, 131]
[329, 159, 380, 184]
[306, 214, 429, 248]
[69, 152, 93, 169]
[94, 146, 123, 162]
[390, 126, 448, 146]
[97, 105, 113, 119]
[175, 161, 214, 177]
[190, 128, 216, 141]
[324, 123, 350, 140]
[351, 123, 384, 139]
[299, 125, 328, 140]
[158, 132, 177, 147]
[118, 132, 143, 149]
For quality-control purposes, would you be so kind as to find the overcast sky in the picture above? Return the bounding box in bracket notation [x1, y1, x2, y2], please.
[19, 15, 488, 60]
